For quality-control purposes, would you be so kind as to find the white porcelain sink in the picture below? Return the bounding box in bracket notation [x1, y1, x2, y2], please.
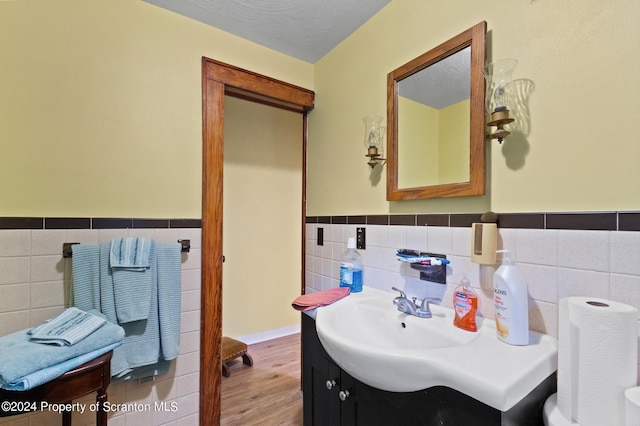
[314, 287, 558, 412]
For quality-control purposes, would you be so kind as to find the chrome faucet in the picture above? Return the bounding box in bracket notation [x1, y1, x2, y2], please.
[391, 287, 441, 319]
[392, 287, 417, 315]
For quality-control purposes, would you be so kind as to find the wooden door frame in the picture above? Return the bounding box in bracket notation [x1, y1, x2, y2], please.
[200, 58, 314, 425]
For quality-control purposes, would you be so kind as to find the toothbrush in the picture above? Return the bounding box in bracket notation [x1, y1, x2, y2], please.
[396, 256, 450, 265]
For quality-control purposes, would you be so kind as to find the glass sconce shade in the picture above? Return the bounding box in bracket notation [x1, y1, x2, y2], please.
[483, 59, 517, 143]
[483, 59, 518, 113]
[363, 115, 385, 151]
[363, 115, 386, 168]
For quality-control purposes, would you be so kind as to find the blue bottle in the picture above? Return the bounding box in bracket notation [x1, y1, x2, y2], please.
[339, 237, 363, 292]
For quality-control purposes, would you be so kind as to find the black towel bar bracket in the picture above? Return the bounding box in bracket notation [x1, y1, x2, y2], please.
[179, 239, 190, 253]
[62, 239, 191, 258]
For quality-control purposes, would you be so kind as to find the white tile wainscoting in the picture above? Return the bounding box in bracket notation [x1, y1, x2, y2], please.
[0, 226, 201, 425]
[305, 220, 640, 381]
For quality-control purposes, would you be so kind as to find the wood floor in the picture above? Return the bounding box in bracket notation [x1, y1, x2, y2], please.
[221, 333, 303, 426]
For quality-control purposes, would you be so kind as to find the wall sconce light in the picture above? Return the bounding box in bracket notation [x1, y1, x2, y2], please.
[363, 115, 386, 168]
[484, 59, 518, 143]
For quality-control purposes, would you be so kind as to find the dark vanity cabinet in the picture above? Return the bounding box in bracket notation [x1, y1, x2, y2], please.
[302, 314, 555, 426]
[302, 313, 413, 425]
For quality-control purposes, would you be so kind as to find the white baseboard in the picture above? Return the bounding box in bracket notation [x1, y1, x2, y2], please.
[233, 323, 301, 345]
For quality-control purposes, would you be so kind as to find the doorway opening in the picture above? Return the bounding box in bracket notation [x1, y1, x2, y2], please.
[200, 58, 314, 425]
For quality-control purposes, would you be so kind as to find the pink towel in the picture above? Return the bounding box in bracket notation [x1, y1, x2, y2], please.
[292, 288, 350, 312]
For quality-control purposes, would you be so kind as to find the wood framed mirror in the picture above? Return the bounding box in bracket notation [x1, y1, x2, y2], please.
[386, 21, 486, 200]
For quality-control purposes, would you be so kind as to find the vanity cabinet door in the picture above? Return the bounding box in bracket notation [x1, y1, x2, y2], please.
[302, 314, 341, 425]
[302, 314, 416, 426]
[340, 370, 417, 425]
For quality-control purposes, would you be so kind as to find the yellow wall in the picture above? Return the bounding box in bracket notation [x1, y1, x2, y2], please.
[222, 97, 302, 337]
[4, 0, 637, 218]
[397, 98, 469, 188]
[0, 0, 313, 218]
[439, 100, 470, 184]
[397, 96, 439, 188]
[308, 0, 640, 215]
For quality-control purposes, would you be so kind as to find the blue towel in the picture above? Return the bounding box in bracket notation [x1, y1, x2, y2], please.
[71, 244, 101, 311]
[100, 242, 160, 377]
[28, 307, 107, 346]
[110, 237, 152, 269]
[1, 342, 121, 391]
[0, 318, 124, 388]
[72, 241, 182, 379]
[157, 243, 182, 360]
[116, 243, 182, 377]
[110, 238, 154, 323]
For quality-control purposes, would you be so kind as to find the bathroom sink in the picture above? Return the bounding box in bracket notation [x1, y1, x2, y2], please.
[320, 292, 478, 351]
[314, 287, 558, 412]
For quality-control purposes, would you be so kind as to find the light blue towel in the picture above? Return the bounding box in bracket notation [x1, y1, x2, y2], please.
[28, 307, 106, 346]
[99, 242, 160, 377]
[72, 241, 182, 379]
[0, 318, 124, 387]
[157, 243, 182, 360]
[110, 238, 154, 323]
[71, 244, 101, 312]
[1, 342, 121, 391]
[117, 243, 181, 380]
[110, 237, 152, 269]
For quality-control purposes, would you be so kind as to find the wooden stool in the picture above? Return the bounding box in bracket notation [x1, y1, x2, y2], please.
[0, 351, 112, 426]
[221, 336, 253, 377]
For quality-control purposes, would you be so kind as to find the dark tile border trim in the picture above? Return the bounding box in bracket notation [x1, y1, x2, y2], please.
[0, 217, 201, 230]
[620, 213, 640, 231]
[546, 213, 617, 231]
[390, 215, 416, 226]
[417, 214, 449, 227]
[45, 218, 91, 229]
[306, 211, 640, 232]
[496, 213, 544, 229]
[0, 217, 43, 229]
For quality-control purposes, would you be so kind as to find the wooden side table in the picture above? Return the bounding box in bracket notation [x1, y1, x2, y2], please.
[0, 350, 112, 426]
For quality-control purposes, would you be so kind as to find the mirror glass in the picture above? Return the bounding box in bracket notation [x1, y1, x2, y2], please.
[387, 22, 486, 200]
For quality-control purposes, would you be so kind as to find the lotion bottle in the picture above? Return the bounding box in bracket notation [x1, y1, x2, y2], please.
[453, 275, 478, 332]
[493, 250, 529, 345]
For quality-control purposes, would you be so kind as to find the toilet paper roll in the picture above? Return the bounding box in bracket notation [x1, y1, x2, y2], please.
[625, 387, 640, 426]
[557, 297, 638, 426]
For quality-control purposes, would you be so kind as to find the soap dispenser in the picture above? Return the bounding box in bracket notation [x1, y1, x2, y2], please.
[493, 250, 529, 345]
[453, 275, 478, 332]
[471, 211, 498, 265]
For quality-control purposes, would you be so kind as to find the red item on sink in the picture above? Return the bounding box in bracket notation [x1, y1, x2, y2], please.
[292, 287, 350, 312]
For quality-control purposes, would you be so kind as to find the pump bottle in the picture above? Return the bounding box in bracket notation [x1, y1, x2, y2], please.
[453, 275, 478, 332]
[339, 238, 363, 292]
[493, 250, 529, 345]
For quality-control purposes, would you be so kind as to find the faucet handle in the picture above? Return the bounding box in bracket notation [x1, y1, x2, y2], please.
[418, 297, 442, 309]
[391, 287, 406, 299]
[415, 298, 436, 318]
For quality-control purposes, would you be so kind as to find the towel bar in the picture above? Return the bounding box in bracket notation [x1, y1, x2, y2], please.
[62, 240, 191, 258]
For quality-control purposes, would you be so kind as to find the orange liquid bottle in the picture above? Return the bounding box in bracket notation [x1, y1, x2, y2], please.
[453, 276, 478, 332]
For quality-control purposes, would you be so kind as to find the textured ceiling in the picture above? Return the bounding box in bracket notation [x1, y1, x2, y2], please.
[143, 0, 391, 63]
[399, 46, 471, 110]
